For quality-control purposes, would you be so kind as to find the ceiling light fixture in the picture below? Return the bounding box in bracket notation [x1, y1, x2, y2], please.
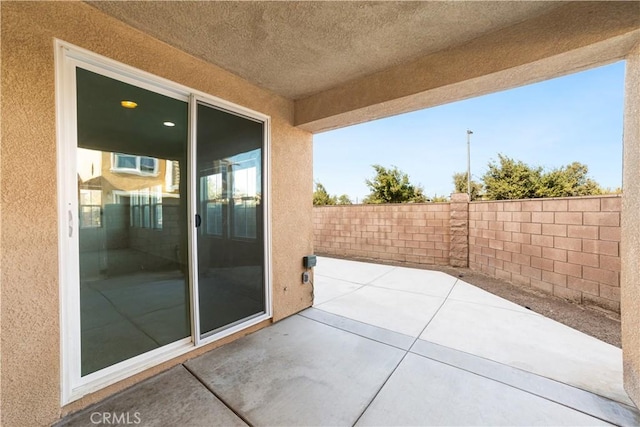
[120, 100, 138, 109]
[163, 121, 176, 127]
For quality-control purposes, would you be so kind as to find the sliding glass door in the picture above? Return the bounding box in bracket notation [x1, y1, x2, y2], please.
[195, 102, 266, 337]
[60, 43, 271, 402]
[76, 68, 190, 376]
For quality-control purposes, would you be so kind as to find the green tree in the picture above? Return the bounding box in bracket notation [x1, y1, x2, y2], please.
[452, 172, 482, 201]
[337, 194, 352, 205]
[603, 187, 622, 194]
[313, 182, 337, 205]
[482, 154, 543, 200]
[363, 165, 427, 204]
[481, 154, 604, 200]
[536, 162, 603, 197]
[430, 194, 450, 203]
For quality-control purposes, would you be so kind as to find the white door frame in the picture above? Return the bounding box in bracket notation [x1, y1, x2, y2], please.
[55, 39, 272, 405]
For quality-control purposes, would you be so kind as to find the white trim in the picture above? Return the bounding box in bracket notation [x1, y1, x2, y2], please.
[191, 95, 274, 344]
[60, 42, 188, 102]
[68, 339, 193, 402]
[195, 95, 269, 125]
[56, 39, 268, 121]
[264, 116, 274, 321]
[198, 313, 272, 347]
[188, 94, 201, 345]
[56, 39, 273, 405]
[56, 38, 76, 406]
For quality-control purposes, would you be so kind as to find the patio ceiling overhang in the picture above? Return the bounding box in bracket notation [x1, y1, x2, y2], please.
[88, 1, 639, 133]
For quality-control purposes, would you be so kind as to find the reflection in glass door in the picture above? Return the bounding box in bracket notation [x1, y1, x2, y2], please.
[76, 68, 190, 375]
[64, 49, 271, 395]
[195, 102, 266, 337]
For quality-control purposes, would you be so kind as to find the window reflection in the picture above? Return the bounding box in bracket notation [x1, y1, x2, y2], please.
[196, 102, 265, 337]
[78, 146, 189, 375]
[76, 66, 190, 376]
[200, 149, 261, 240]
[79, 188, 102, 228]
[112, 153, 159, 176]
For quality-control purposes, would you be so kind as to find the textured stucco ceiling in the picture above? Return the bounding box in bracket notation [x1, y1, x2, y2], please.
[87, 1, 566, 100]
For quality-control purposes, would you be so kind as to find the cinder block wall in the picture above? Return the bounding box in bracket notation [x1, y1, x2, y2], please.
[314, 203, 451, 265]
[468, 195, 621, 311]
[313, 194, 622, 312]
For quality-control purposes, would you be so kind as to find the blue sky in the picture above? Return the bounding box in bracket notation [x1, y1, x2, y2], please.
[313, 61, 625, 203]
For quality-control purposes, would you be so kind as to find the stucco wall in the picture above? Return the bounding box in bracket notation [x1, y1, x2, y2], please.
[0, 2, 313, 425]
[622, 43, 640, 408]
[295, 3, 640, 132]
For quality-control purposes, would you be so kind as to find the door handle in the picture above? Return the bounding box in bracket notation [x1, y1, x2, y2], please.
[68, 210, 73, 237]
[195, 214, 201, 228]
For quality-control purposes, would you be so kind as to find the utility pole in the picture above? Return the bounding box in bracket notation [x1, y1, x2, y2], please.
[467, 129, 473, 198]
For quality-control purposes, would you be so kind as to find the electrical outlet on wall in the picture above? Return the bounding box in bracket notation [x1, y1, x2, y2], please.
[302, 271, 310, 284]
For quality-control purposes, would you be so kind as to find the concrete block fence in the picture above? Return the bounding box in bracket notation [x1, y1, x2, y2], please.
[313, 203, 452, 265]
[313, 194, 622, 312]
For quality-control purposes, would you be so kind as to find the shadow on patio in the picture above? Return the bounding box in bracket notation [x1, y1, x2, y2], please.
[59, 257, 639, 426]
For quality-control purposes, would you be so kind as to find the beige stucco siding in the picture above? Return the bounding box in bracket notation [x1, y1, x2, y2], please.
[622, 42, 640, 408]
[295, 3, 640, 133]
[0, 2, 313, 425]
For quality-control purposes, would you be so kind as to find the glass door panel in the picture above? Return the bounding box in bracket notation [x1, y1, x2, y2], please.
[196, 102, 266, 337]
[76, 68, 190, 375]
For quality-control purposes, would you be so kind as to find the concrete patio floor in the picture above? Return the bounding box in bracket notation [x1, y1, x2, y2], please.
[60, 257, 639, 426]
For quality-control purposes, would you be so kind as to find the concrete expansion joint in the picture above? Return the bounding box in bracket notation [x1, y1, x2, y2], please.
[302, 303, 639, 427]
[181, 364, 255, 427]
